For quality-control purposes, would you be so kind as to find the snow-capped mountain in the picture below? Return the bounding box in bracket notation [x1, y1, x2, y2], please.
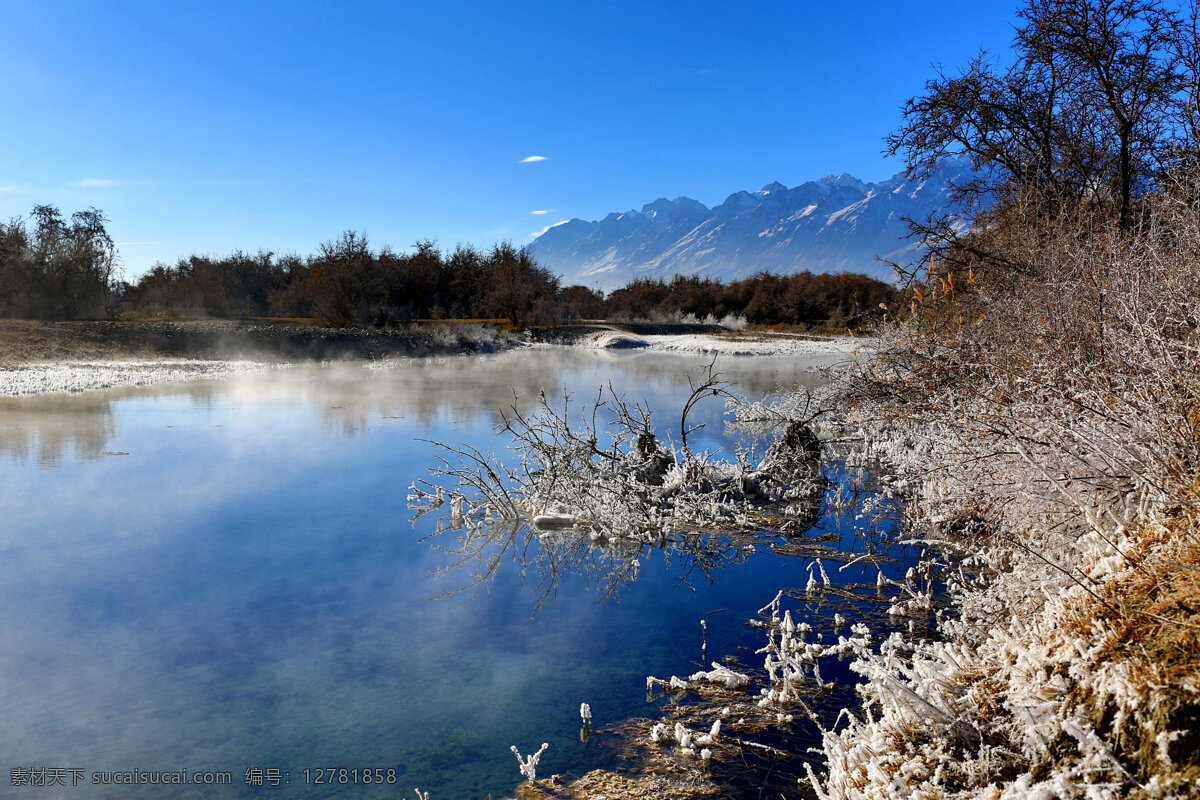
[530, 160, 972, 289]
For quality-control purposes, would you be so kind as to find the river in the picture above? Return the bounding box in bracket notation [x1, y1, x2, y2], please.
[0, 347, 917, 799]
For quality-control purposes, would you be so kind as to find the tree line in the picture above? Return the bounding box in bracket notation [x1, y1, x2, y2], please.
[125, 234, 563, 328]
[0, 215, 896, 329]
[601, 272, 893, 327]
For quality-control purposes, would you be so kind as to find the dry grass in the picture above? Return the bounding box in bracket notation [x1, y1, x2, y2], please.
[0, 320, 171, 365]
[515, 769, 717, 800]
[1085, 524, 1200, 792]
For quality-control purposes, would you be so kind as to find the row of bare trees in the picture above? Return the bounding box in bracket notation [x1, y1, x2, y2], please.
[123, 235, 561, 328]
[604, 272, 895, 327]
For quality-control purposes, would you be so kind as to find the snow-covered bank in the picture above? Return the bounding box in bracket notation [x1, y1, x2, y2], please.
[567, 327, 874, 358]
[643, 332, 872, 357]
[804, 404, 1200, 799]
[571, 330, 654, 349]
[0, 360, 273, 397]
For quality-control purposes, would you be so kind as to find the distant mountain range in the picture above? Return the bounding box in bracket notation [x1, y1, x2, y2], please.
[529, 159, 972, 289]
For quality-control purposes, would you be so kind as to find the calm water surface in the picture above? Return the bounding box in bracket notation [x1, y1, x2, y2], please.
[0, 348, 909, 799]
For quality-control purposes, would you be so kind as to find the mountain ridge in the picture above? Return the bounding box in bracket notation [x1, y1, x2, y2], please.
[529, 160, 971, 289]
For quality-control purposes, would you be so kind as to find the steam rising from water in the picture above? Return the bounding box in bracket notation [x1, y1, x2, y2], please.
[0, 350, 836, 463]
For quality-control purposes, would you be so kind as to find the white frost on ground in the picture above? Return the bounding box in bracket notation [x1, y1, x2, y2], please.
[575, 330, 653, 349]
[642, 332, 873, 357]
[0, 360, 273, 398]
[564, 329, 871, 356]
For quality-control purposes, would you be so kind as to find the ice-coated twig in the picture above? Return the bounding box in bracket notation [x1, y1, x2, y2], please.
[510, 742, 549, 782]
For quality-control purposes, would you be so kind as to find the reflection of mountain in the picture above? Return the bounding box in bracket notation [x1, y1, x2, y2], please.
[0, 350, 833, 462]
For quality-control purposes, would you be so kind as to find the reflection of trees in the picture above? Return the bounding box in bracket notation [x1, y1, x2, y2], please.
[0, 395, 117, 464]
[0, 349, 830, 465]
[315, 350, 830, 432]
[412, 460, 918, 615]
[0, 377, 229, 464]
[417, 514, 732, 612]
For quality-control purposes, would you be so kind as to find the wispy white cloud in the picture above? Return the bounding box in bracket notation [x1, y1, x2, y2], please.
[519, 155, 547, 163]
[0, 184, 25, 194]
[531, 220, 569, 238]
[530, 209, 551, 215]
[72, 178, 115, 188]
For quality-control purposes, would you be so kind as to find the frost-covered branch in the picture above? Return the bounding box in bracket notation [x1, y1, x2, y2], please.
[410, 368, 829, 551]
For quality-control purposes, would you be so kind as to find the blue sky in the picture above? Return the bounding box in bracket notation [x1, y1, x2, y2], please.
[0, 1, 1019, 278]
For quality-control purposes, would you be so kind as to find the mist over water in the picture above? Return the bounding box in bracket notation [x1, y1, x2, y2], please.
[0, 349, 886, 799]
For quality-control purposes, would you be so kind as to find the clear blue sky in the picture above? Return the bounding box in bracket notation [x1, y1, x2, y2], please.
[0, 1, 1019, 278]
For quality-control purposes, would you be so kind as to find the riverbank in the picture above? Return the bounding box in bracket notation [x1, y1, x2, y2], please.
[0, 319, 864, 397]
[805, 348, 1200, 799]
[496, 315, 1200, 800]
[0, 319, 520, 397]
[0, 319, 517, 366]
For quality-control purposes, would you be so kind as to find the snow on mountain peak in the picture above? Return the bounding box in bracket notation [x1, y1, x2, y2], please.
[817, 172, 866, 190]
[531, 219, 572, 239]
[639, 196, 709, 220]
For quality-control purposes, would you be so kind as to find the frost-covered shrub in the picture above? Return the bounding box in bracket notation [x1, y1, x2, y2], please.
[803, 171, 1200, 797]
[410, 364, 827, 545]
[715, 313, 749, 331]
[408, 322, 514, 350]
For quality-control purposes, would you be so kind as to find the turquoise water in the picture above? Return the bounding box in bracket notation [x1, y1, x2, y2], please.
[0, 349, 909, 799]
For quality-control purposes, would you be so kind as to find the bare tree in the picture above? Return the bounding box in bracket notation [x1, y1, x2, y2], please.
[889, 0, 1195, 235]
[302, 230, 375, 327]
[0, 205, 118, 319]
[410, 365, 829, 547]
[482, 241, 559, 328]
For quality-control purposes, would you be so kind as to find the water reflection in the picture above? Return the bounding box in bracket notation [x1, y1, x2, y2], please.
[0, 348, 831, 464]
[421, 518, 758, 613]
[0, 394, 117, 464]
[417, 488, 830, 613]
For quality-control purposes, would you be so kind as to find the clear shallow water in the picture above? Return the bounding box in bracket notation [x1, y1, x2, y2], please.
[0, 348, 911, 799]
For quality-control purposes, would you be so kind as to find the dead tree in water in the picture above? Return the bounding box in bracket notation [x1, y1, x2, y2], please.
[410, 366, 829, 544]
